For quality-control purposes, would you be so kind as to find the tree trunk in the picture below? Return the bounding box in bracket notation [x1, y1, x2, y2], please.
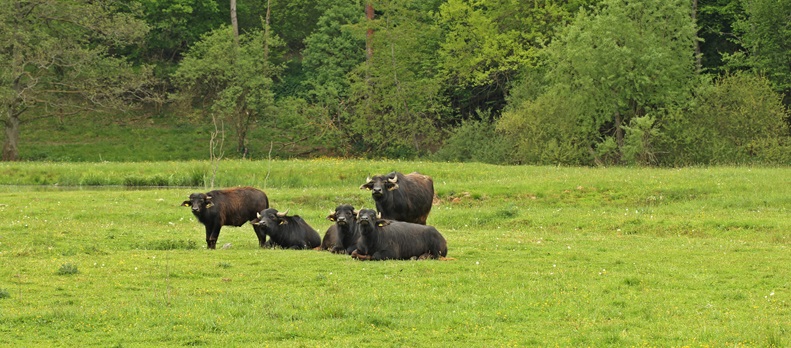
[692, 0, 702, 72]
[264, 0, 271, 65]
[230, 0, 239, 46]
[237, 127, 247, 157]
[614, 110, 624, 163]
[366, 2, 375, 60]
[2, 112, 21, 161]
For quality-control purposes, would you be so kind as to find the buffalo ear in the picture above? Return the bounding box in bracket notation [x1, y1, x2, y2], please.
[376, 219, 390, 227]
[327, 212, 336, 221]
[360, 176, 373, 190]
[181, 201, 190, 207]
[386, 183, 399, 191]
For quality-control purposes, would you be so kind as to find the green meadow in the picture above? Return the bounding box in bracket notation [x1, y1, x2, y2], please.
[0, 160, 789, 346]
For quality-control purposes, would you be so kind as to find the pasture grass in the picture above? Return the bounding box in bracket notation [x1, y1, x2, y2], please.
[0, 160, 789, 346]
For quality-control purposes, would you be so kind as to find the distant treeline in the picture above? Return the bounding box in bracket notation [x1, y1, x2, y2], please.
[2, 0, 789, 165]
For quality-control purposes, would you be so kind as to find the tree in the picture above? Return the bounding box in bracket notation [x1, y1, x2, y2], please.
[435, 0, 594, 121]
[137, 0, 221, 64]
[499, 0, 698, 165]
[301, 1, 366, 128]
[696, 0, 743, 73]
[174, 25, 282, 156]
[662, 72, 790, 165]
[729, 0, 791, 106]
[0, 0, 154, 161]
[345, 0, 449, 157]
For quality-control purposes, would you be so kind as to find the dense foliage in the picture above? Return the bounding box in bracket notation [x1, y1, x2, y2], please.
[1, 0, 790, 165]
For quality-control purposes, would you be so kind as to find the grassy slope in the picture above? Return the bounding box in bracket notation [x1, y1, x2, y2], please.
[17, 111, 213, 162]
[0, 161, 789, 346]
[15, 110, 322, 162]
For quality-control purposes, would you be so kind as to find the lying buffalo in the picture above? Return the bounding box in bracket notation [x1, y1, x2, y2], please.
[360, 171, 434, 224]
[351, 209, 447, 261]
[322, 204, 360, 254]
[182, 187, 269, 249]
[320, 226, 337, 251]
[252, 208, 321, 249]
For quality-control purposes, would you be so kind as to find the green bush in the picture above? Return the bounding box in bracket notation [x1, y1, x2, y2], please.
[622, 116, 661, 166]
[433, 119, 512, 164]
[662, 73, 790, 165]
[56, 263, 79, 275]
[143, 239, 198, 250]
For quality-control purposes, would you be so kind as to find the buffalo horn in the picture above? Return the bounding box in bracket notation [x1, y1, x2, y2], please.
[276, 209, 289, 217]
[376, 211, 382, 219]
[387, 175, 398, 184]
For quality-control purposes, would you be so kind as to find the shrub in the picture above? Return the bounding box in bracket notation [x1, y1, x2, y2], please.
[0, 288, 10, 299]
[144, 239, 198, 250]
[663, 73, 790, 165]
[434, 119, 512, 164]
[56, 263, 79, 275]
[622, 116, 661, 166]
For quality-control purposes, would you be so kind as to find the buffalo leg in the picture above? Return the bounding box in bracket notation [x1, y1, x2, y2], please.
[206, 224, 221, 249]
[351, 250, 371, 260]
[371, 250, 397, 261]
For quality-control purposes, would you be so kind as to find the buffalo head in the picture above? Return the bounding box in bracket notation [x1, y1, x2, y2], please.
[253, 208, 289, 228]
[356, 209, 388, 232]
[359, 173, 399, 198]
[327, 204, 358, 226]
[181, 193, 214, 213]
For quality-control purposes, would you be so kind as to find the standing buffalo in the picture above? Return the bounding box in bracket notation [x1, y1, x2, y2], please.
[351, 209, 447, 261]
[359, 171, 434, 224]
[182, 187, 269, 249]
[322, 204, 360, 254]
[252, 208, 321, 249]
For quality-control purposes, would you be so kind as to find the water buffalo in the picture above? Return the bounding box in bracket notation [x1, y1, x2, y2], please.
[359, 171, 434, 224]
[182, 187, 269, 249]
[351, 209, 447, 261]
[322, 204, 360, 254]
[320, 226, 337, 251]
[251, 208, 321, 249]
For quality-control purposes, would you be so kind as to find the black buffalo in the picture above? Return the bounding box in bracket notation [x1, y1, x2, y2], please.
[320, 226, 338, 251]
[251, 208, 321, 249]
[182, 187, 269, 249]
[322, 204, 360, 254]
[351, 209, 448, 261]
[359, 171, 434, 224]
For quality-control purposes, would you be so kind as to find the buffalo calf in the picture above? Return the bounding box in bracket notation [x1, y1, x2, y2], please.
[352, 209, 447, 261]
[323, 204, 360, 254]
[182, 187, 269, 249]
[252, 208, 321, 249]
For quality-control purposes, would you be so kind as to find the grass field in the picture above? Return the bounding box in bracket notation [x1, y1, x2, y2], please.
[0, 160, 789, 346]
